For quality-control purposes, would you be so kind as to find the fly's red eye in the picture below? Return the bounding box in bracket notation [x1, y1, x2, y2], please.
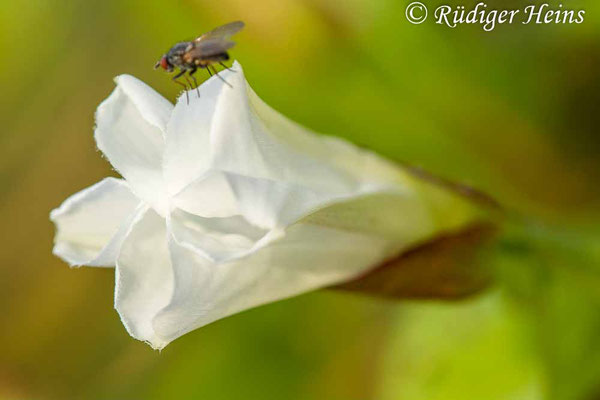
[160, 56, 169, 70]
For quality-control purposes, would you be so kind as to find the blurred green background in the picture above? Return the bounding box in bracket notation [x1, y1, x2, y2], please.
[1, 0, 599, 399]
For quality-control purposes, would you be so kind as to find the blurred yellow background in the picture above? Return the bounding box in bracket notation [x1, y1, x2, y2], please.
[1, 0, 599, 399]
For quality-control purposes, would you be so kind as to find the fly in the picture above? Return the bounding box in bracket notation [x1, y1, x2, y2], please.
[155, 21, 245, 103]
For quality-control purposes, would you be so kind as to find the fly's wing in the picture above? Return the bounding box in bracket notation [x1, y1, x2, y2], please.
[195, 21, 245, 41]
[186, 38, 236, 60]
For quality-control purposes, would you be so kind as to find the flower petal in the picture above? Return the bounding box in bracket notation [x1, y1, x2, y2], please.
[50, 178, 141, 267]
[95, 75, 172, 215]
[152, 215, 391, 346]
[114, 208, 173, 349]
[165, 61, 394, 196]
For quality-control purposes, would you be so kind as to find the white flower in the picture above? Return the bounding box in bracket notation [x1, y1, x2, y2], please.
[50, 61, 483, 349]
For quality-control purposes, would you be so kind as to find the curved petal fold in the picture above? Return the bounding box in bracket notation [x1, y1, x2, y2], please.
[172, 169, 377, 230]
[50, 178, 141, 267]
[95, 75, 172, 215]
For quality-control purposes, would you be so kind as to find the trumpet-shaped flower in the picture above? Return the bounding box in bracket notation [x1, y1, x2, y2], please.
[50, 62, 486, 349]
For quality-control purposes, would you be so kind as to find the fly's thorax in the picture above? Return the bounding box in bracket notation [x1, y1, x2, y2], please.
[167, 41, 193, 67]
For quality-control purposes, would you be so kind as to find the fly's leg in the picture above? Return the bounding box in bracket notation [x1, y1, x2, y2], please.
[189, 68, 200, 98]
[211, 65, 233, 88]
[219, 61, 236, 73]
[184, 75, 194, 95]
[207, 67, 213, 77]
[172, 70, 189, 104]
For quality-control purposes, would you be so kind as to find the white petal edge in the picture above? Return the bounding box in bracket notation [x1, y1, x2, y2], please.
[114, 75, 174, 134]
[114, 207, 173, 349]
[50, 178, 142, 267]
[95, 75, 172, 215]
